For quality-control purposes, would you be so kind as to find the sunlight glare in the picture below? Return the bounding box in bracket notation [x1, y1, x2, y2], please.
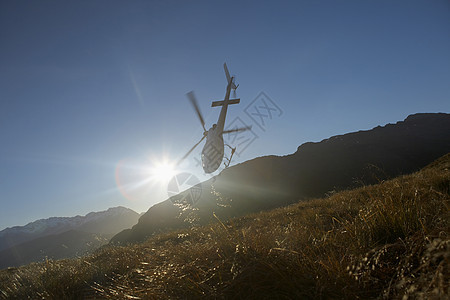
[150, 160, 177, 182]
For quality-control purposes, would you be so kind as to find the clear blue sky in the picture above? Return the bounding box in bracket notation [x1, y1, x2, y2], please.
[1, 0, 449, 230]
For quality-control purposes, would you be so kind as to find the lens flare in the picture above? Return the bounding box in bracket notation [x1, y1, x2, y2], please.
[149, 160, 177, 182]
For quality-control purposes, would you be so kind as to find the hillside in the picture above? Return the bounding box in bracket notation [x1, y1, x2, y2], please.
[112, 113, 450, 245]
[0, 153, 448, 299]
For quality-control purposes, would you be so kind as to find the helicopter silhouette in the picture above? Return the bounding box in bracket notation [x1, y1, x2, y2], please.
[178, 63, 251, 173]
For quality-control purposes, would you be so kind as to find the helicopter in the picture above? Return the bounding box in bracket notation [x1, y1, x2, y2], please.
[178, 63, 251, 173]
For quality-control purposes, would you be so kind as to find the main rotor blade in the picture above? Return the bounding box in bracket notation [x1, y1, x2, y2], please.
[176, 135, 206, 166]
[186, 91, 206, 132]
[222, 126, 252, 134]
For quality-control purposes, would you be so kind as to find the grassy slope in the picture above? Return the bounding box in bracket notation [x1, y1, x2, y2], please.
[1, 154, 449, 299]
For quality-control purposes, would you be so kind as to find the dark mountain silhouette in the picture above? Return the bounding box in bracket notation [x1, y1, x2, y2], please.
[111, 113, 450, 245]
[0, 207, 139, 269]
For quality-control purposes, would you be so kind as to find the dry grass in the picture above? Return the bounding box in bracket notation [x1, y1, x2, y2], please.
[1, 154, 449, 299]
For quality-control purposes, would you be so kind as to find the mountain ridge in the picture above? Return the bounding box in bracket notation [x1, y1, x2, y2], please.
[111, 113, 450, 245]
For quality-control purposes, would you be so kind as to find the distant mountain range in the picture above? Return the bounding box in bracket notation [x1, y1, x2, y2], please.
[111, 113, 450, 245]
[0, 207, 139, 269]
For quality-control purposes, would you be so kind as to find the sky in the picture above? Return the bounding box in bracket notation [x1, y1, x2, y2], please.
[0, 0, 449, 230]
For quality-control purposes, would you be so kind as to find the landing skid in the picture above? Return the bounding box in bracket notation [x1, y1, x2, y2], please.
[210, 145, 236, 184]
[223, 144, 236, 169]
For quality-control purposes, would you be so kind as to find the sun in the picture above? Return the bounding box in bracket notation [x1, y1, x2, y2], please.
[149, 160, 177, 182]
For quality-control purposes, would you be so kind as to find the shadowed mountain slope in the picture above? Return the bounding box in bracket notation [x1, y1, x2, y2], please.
[111, 113, 450, 245]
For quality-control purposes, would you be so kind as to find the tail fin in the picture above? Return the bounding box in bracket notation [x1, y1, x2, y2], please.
[224, 63, 231, 83]
[223, 63, 237, 89]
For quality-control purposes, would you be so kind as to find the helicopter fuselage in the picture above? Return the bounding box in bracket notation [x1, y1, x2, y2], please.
[201, 126, 224, 173]
[201, 74, 234, 173]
